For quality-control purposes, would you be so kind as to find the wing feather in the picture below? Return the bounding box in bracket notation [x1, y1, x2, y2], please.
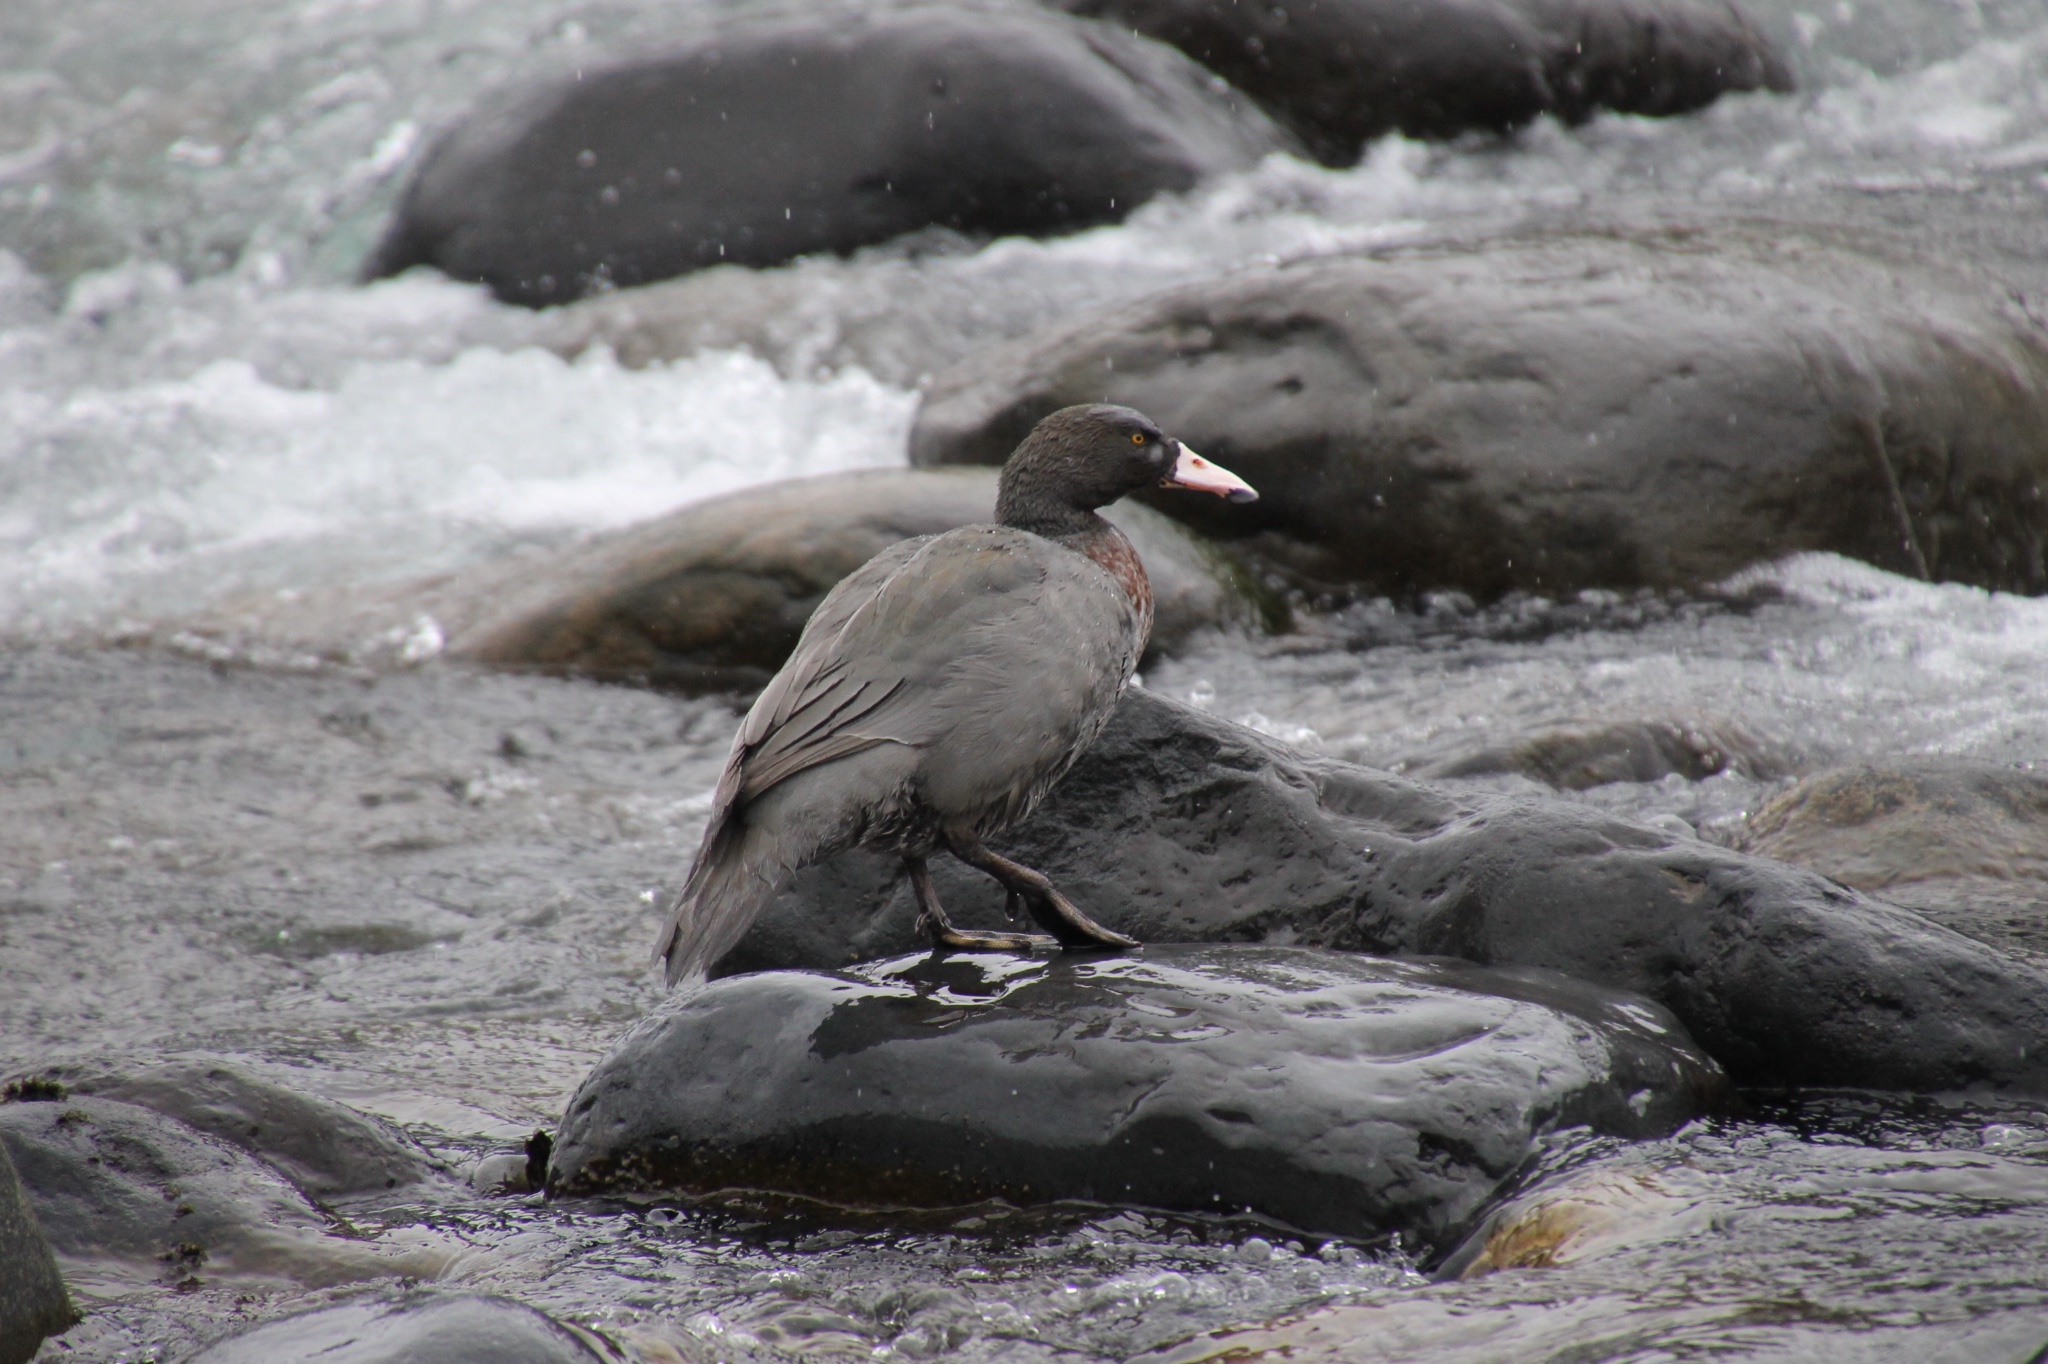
[657, 524, 1142, 980]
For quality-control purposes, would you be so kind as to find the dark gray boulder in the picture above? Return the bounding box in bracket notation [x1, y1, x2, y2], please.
[550, 946, 1724, 1253]
[182, 1293, 607, 1364]
[1050, 0, 1789, 164]
[911, 226, 2048, 598]
[36, 1061, 437, 1201]
[1515, 0, 1792, 123]
[0, 1094, 334, 1268]
[365, 6, 1291, 305]
[0, 1139, 75, 1364]
[0, 1095, 442, 1287]
[731, 689, 2048, 1095]
[452, 468, 1279, 692]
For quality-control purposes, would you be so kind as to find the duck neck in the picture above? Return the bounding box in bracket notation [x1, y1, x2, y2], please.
[999, 495, 1154, 637]
[994, 482, 1102, 545]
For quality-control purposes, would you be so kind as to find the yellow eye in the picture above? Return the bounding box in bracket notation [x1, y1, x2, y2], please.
[1131, 433, 1146, 444]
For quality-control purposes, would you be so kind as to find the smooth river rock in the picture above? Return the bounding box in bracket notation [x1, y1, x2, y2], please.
[731, 688, 2048, 1096]
[1410, 715, 1796, 790]
[1734, 758, 2048, 961]
[1050, 0, 1790, 164]
[549, 946, 1724, 1253]
[910, 226, 2048, 599]
[0, 1094, 445, 1288]
[0, 1139, 75, 1364]
[183, 1292, 608, 1364]
[451, 468, 1279, 690]
[1736, 759, 2048, 892]
[41, 1061, 437, 1201]
[365, 6, 1291, 305]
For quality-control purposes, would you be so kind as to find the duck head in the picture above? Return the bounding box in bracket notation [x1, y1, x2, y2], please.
[994, 404, 1256, 535]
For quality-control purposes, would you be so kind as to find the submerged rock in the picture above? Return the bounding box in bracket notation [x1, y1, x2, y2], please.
[1440, 1160, 1709, 1277]
[550, 946, 1724, 1252]
[1736, 759, 2048, 891]
[0, 1139, 75, 1364]
[0, 1096, 444, 1288]
[451, 468, 1278, 690]
[1410, 716, 1796, 790]
[38, 1061, 436, 1201]
[911, 226, 2048, 598]
[1734, 759, 2048, 960]
[365, 6, 1290, 305]
[1050, 0, 1789, 164]
[184, 1292, 608, 1363]
[736, 689, 2048, 1095]
[468, 1152, 534, 1196]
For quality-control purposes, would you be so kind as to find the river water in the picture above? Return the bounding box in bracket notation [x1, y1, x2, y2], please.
[4, 0, 2048, 1358]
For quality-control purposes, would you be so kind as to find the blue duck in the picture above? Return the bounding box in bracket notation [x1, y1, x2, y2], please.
[657, 404, 1256, 983]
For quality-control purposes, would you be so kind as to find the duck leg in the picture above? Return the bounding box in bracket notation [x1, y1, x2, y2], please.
[942, 832, 1139, 950]
[907, 855, 1053, 952]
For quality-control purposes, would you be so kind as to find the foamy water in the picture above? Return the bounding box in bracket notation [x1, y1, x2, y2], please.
[0, 267, 913, 632]
[1143, 554, 2048, 843]
[3, 0, 2047, 636]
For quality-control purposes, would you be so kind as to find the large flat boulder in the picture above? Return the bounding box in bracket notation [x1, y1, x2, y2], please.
[365, 6, 1292, 305]
[1050, 0, 1789, 164]
[549, 946, 1724, 1254]
[911, 226, 2048, 599]
[451, 468, 1279, 691]
[732, 689, 2048, 1096]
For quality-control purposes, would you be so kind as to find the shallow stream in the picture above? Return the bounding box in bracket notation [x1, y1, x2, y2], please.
[5, 0, 2048, 1357]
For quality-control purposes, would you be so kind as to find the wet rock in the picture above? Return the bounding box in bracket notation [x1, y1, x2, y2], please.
[1440, 1161, 1709, 1277]
[1049, 0, 1789, 164]
[468, 1152, 532, 1195]
[1734, 759, 2048, 960]
[184, 1292, 607, 1363]
[451, 469, 1278, 691]
[365, 6, 1291, 305]
[550, 946, 1724, 1253]
[1736, 759, 2048, 891]
[0, 1139, 75, 1364]
[911, 226, 2048, 598]
[0, 1094, 329, 1264]
[737, 688, 2048, 1095]
[1411, 717, 1795, 790]
[34, 1061, 436, 1201]
[1140, 1107, 2048, 1359]
[468, 1132, 550, 1197]
[0, 1096, 444, 1287]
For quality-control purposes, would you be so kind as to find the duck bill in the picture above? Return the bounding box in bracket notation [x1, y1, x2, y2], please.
[1161, 443, 1258, 504]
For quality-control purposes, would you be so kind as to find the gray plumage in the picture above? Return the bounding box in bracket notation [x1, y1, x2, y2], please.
[655, 404, 1255, 984]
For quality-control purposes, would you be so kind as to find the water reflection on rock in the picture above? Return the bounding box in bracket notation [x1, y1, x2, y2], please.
[549, 947, 1725, 1253]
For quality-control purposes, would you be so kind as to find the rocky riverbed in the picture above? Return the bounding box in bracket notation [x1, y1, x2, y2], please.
[6, 0, 2048, 1357]
[9, 569, 2048, 1360]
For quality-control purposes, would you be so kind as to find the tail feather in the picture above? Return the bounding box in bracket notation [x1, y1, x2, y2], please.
[655, 814, 790, 985]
